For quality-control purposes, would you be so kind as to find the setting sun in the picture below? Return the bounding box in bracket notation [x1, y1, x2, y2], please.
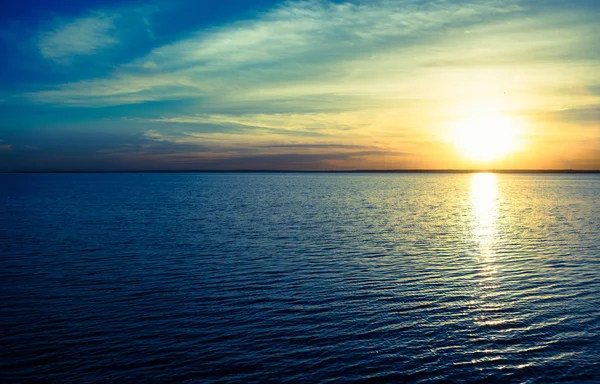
[452, 114, 521, 163]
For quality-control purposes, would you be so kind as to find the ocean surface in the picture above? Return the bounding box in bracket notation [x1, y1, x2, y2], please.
[1, 172, 599, 383]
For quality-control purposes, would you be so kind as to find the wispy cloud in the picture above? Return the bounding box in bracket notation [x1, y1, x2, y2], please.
[38, 11, 118, 63]
[0, 125, 405, 171]
[146, 112, 370, 134]
[28, 0, 523, 104]
[27, 0, 599, 117]
[548, 105, 600, 124]
[0, 138, 12, 151]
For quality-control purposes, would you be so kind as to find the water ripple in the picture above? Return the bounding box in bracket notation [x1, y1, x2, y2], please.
[1, 173, 599, 383]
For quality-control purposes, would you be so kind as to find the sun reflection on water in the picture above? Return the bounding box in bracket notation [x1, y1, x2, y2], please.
[470, 173, 501, 326]
[471, 173, 498, 262]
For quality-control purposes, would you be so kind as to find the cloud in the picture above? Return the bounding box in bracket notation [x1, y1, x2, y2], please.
[182, 150, 407, 171]
[28, 0, 528, 106]
[134, 109, 424, 152]
[145, 112, 369, 134]
[549, 105, 600, 124]
[0, 124, 405, 171]
[37, 11, 118, 63]
[262, 143, 370, 149]
[0, 138, 10, 150]
[26, 0, 600, 130]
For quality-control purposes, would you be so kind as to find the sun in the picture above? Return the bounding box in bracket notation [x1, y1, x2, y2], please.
[452, 114, 520, 163]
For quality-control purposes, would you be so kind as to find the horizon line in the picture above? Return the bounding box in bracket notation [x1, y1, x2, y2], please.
[4, 169, 600, 174]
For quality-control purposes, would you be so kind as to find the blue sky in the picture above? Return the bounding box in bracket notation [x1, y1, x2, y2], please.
[1, 0, 599, 171]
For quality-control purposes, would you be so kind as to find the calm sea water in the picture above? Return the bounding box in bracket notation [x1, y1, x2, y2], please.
[1, 173, 599, 383]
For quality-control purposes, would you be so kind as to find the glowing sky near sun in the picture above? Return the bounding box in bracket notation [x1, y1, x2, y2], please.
[0, 0, 598, 171]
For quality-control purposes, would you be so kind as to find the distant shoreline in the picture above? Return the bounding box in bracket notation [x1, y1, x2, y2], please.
[4, 169, 600, 174]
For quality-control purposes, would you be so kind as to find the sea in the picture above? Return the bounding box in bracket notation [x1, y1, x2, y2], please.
[1, 172, 599, 383]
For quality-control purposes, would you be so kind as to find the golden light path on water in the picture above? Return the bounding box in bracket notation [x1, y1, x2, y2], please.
[470, 173, 503, 328]
[471, 173, 499, 260]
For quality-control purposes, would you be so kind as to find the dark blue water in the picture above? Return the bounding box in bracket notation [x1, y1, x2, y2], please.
[1, 173, 599, 383]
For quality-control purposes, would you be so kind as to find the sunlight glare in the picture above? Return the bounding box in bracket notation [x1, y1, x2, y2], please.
[453, 114, 520, 163]
[471, 173, 498, 232]
[470, 173, 502, 326]
[471, 172, 498, 261]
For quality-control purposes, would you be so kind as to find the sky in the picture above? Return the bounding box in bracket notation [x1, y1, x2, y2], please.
[0, 0, 599, 171]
